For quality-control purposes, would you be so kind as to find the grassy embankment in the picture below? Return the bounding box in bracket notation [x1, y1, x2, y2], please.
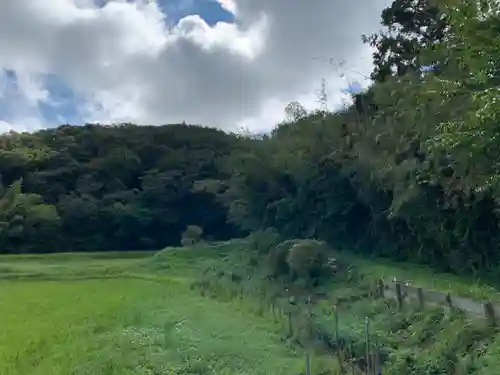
[192, 239, 500, 375]
[0, 243, 335, 375]
[3, 239, 500, 375]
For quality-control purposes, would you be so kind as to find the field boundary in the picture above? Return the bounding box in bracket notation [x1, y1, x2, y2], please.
[376, 279, 499, 325]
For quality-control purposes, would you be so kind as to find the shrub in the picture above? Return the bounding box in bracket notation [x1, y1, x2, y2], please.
[267, 239, 305, 277]
[286, 239, 329, 280]
[268, 244, 290, 277]
[248, 227, 281, 254]
[181, 225, 203, 246]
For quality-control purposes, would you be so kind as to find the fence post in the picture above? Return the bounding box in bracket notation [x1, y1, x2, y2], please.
[305, 353, 311, 375]
[334, 305, 341, 372]
[377, 279, 384, 298]
[417, 287, 424, 310]
[484, 301, 496, 326]
[373, 339, 380, 375]
[395, 282, 403, 310]
[351, 343, 355, 375]
[364, 317, 371, 375]
[334, 305, 339, 349]
[445, 292, 452, 307]
[288, 311, 293, 337]
[308, 295, 313, 337]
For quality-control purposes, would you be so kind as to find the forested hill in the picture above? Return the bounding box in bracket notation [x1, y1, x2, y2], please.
[2, 0, 500, 277]
[0, 124, 245, 252]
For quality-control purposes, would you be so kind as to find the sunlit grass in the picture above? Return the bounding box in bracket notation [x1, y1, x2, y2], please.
[343, 252, 500, 302]
[0, 245, 325, 375]
[5, 239, 500, 375]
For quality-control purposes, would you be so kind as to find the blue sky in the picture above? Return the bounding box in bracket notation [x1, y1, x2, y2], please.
[0, 0, 384, 132]
[0, 0, 235, 129]
[342, 81, 363, 95]
[162, 0, 234, 26]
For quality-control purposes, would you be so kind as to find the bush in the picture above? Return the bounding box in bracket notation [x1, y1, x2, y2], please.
[248, 227, 281, 254]
[267, 239, 305, 277]
[181, 225, 203, 246]
[286, 239, 329, 280]
[268, 244, 290, 277]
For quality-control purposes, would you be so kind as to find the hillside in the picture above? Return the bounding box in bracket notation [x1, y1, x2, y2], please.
[0, 123, 245, 252]
[3, 0, 500, 374]
[2, 0, 500, 279]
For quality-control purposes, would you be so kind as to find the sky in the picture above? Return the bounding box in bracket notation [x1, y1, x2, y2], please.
[0, 0, 390, 134]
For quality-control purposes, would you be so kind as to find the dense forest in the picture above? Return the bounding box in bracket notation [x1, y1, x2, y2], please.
[1, 0, 500, 276]
[0, 124, 244, 252]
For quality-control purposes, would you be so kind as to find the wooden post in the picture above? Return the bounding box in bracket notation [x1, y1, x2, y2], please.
[272, 301, 276, 321]
[364, 317, 371, 375]
[288, 311, 293, 337]
[445, 292, 452, 307]
[377, 279, 384, 298]
[417, 288, 424, 310]
[308, 295, 313, 337]
[374, 339, 380, 375]
[483, 301, 496, 326]
[305, 353, 311, 375]
[395, 283, 403, 310]
[334, 305, 340, 349]
[351, 343, 355, 375]
[334, 306, 341, 372]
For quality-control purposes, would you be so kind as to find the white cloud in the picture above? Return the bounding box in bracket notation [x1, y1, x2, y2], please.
[0, 118, 45, 133]
[0, 0, 390, 132]
[216, 0, 238, 16]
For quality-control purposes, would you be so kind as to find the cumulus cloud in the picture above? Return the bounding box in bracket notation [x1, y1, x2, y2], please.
[0, 0, 390, 132]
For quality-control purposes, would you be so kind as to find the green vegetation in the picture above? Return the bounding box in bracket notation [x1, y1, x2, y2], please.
[0, 247, 336, 375]
[2, 0, 500, 279]
[193, 238, 500, 375]
[3, 0, 500, 373]
[0, 124, 243, 253]
[2, 238, 500, 375]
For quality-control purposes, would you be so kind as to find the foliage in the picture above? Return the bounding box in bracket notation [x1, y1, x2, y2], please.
[181, 225, 204, 246]
[3, 0, 500, 278]
[199, 0, 500, 276]
[192, 240, 500, 375]
[284, 101, 308, 122]
[247, 227, 281, 254]
[0, 124, 242, 253]
[0, 180, 61, 252]
[286, 239, 329, 281]
[362, 0, 448, 82]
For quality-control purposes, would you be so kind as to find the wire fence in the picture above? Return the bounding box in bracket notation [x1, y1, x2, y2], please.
[255, 277, 499, 375]
[197, 273, 498, 374]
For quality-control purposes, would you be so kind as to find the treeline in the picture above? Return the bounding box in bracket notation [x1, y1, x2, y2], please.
[2, 0, 500, 276]
[198, 0, 500, 276]
[0, 124, 244, 252]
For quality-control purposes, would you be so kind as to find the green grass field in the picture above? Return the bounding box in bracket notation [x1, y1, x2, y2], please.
[0, 246, 332, 375]
[4, 240, 500, 375]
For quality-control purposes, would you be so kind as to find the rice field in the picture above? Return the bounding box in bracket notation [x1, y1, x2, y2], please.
[0, 249, 312, 375]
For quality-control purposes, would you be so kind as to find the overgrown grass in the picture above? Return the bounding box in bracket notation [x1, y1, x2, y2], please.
[5, 238, 500, 375]
[0, 242, 333, 375]
[343, 252, 500, 303]
[189, 239, 500, 375]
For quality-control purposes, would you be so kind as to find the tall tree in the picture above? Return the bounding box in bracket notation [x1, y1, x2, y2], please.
[363, 0, 448, 82]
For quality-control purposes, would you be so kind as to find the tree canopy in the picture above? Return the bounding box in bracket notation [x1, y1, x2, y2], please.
[1, 0, 500, 277]
[0, 124, 243, 252]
